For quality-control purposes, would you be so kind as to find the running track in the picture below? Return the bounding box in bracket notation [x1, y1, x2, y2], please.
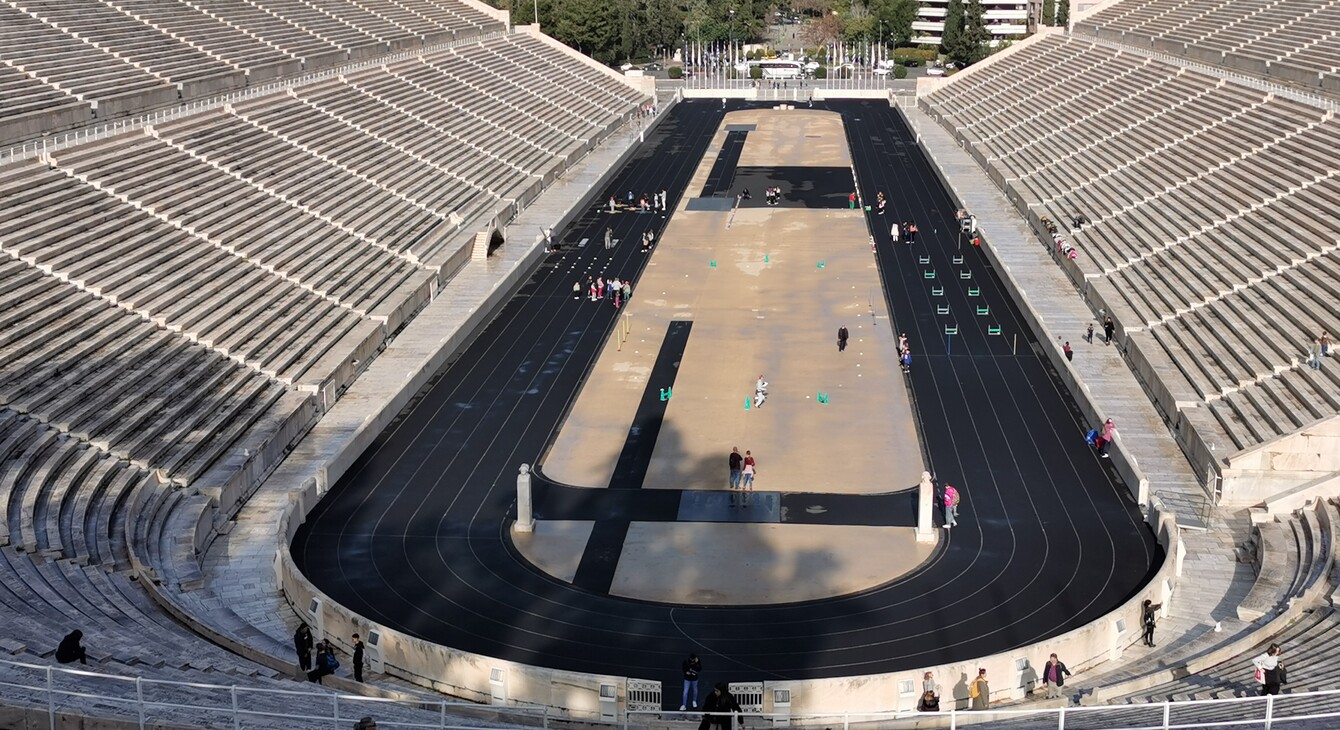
[291, 100, 1160, 693]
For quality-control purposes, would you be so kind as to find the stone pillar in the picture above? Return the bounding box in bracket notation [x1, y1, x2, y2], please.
[514, 464, 535, 533]
[916, 470, 936, 543]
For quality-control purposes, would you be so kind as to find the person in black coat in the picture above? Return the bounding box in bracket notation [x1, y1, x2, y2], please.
[698, 683, 742, 730]
[308, 640, 338, 684]
[294, 623, 314, 671]
[56, 630, 87, 665]
[352, 633, 365, 682]
[1043, 653, 1071, 699]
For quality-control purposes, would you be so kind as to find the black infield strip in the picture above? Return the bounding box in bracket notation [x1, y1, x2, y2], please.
[569, 320, 692, 593]
[699, 130, 748, 197]
[292, 101, 1160, 696]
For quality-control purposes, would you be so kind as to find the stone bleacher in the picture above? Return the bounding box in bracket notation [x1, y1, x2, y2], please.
[0, 0, 508, 144]
[0, 11, 647, 724]
[1075, 0, 1340, 95]
[921, 31, 1340, 480]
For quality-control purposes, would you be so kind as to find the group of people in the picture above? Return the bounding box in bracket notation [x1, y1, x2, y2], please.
[892, 220, 919, 245]
[294, 623, 365, 684]
[762, 187, 783, 206]
[1307, 332, 1331, 369]
[608, 190, 669, 215]
[1085, 417, 1117, 458]
[875, 191, 887, 216]
[578, 276, 631, 308]
[898, 331, 912, 373]
[727, 447, 758, 499]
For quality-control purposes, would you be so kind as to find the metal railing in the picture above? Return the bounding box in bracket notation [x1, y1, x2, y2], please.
[0, 656, 550, 729]
[629, 690, 1340, 730]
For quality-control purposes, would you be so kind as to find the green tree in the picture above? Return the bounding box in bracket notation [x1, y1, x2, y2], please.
[886, 0, 917, 45]
[551, 0, 622, 63]
[1056, 0, 1070, 27]
[1041, 0, 1055, 26]
[940, 0, 963, 56]
[950, 0, 991, 65]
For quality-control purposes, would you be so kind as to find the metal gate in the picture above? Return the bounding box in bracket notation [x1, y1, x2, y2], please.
[627, 678, 663, 713]
[729, 682, 765, 713]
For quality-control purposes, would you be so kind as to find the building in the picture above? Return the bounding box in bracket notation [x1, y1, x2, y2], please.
[912, 0, 1041, 46]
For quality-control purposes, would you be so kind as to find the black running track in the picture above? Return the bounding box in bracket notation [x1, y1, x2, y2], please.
[291, 100, 1159, 694]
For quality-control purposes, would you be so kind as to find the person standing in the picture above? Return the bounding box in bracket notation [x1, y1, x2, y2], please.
[900, 349, 912, 374]
[728, 447, 743, 490]
[968, 669, 990, 710]
[573, 281, 581, 300]
[1253, 644, 1284, 696]
[1141, 599, 1161, 647]
[1308, 338, 1323, 369]
[1086, 323, 1094, 344]
[848, 191, 857, 210]
[1063, 341, 1073, 362]
[352, 633, 365, 682]
[943, 484, 959, 528]
[680, 653, 703, 710]
[294, 623, 314, 672]
[1043, 653, 1071, 699]
[837, 326, 849, 352]
[308, 640, 338, 684]
[1103, 316, 1115, 344]
[1100, 418, 1116, 459]
[604, 227, 613, 250]
[742, 451, 756, 491]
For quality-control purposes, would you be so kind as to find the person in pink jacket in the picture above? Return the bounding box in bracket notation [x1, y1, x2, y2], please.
[943, 484, 960, 529]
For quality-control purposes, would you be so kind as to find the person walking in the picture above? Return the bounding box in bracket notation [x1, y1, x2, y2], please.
[1086, 323, 1094, 344]
[968, 668, 990, 710]
[837, 326, 849, 352]
[741, 451, 756, 491]
[623, 281, 632, 301]
[943, 484, 960, 528]
[1063, 341, 1073, 362]
[604, 227, 613, 250]
[352, 633, 365, 682]
[1103, 316, 1115, 344]
[1141, 599, 1161, 647]
[573, 281, 581, 300]
[294, 623, 314, 672]
[900, 349, 912, 374]
[1043, 653, 1071, 699]
[698, 683, 742, 730]
[1308, 338, 1323, 369]
[728, 447, 743, 490]
[680, 653, 703, 710]
[1253, 644, 1284, 696]
[56, 630, 88, 665]
[1099, 418, 1116, 459]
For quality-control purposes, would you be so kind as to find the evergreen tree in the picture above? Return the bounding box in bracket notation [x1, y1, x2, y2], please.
[940, 0, 963, 55]
[1041, 0, 1055, 26]
[949, 0, 990, 66]
[1056, 0, 1070, 27]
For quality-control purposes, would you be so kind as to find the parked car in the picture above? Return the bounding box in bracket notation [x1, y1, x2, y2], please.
[927, 66, 945, 76]
[902, 59, 921, 67]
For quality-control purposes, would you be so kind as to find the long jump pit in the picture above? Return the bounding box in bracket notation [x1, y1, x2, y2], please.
[517, 107, 933, 606]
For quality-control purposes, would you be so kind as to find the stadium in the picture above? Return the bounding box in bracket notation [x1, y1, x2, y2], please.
[0, 0, 1336, 728]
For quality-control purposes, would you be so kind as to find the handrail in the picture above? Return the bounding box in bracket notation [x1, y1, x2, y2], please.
[0, 656, 551, 729]
[6, 651, 1340, 729]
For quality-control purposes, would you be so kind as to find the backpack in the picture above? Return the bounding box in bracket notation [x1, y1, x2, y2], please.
[321, 652, 339, 672]
[1085, 429, 1098, 445]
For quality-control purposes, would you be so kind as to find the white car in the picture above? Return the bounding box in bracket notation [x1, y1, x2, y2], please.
[873, 66, 892, 76]
[927, 66, 946, 76]
[619, 63, 635, 72]
[804, 61, 821, 71]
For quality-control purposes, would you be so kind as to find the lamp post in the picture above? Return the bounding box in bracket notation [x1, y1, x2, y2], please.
[532, 0, 538, 25]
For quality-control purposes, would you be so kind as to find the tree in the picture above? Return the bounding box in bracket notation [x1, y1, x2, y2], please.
[1041, 0, 1055, 26]
[886, 0, 917, 45]
[801, 11, 843, 45]
[950, 0, 992, 65]
[1055, 0, 1070, 27]
[940, 0, 963, 56]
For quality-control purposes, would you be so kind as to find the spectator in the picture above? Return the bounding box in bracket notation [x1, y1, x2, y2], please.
[698, 683, 742, 730]
[918, 671, 940, 711]
[837, 326, 849, 352]
[680, 653, 702, 711]
[1043, 653, 1071, 699]
[56, 630, 87, 665]
[1141, 599, 1162, 647]
[1063, 341, 1073, 362]
[1253, 644, 1285, 696]
[943, 484, 960, 529]
[351, 633, 365, 683]
[294, 623, 313, 672]
[1103, 316, 1115, 344]
[728, 447, 743, 490]
[354, 717, 378, 730]
[969, 668, 990, 710]
[308, 640, 339, 684]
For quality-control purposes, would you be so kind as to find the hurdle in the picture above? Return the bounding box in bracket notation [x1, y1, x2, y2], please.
[932, 286, 944, 296]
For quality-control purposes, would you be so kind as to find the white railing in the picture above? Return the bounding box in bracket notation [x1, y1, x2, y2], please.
[0, 29, 510, 168]
[628, 690, 1340, 729]
[0, 656, 550, 729]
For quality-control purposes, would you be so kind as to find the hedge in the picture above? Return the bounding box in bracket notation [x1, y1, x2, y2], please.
[668, 66, 683, 79]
